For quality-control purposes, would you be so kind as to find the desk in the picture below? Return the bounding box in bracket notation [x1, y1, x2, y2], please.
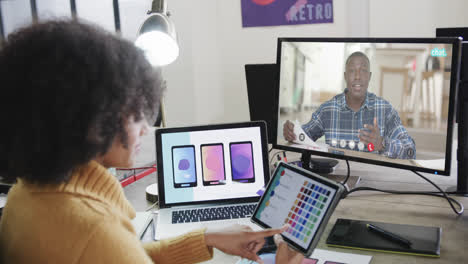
[124, 151, 468, 263]
[324, 194, 468, 263]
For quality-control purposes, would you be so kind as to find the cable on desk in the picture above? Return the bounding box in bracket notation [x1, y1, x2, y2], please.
[145, 201, 159, 212]
[268, 146, 274, 154]
[341, 160, 351, 185]
[337, 160, 351, 197]
[412, 170, 464, 216]
[269, 150, 286, 168]
[345, 186, 463, 216]
[344, 170, 465, 216]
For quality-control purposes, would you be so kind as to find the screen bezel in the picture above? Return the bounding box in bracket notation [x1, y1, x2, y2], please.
[272, 37, 462, 176]
[156, 121, 270, 208]
[251, 162, 344, 255]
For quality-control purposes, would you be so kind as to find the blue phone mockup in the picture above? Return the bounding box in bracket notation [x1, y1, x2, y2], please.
[172, 145, 197, 188]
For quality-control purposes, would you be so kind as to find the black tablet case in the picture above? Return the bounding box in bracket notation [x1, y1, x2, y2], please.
[326, 218, 441, 257]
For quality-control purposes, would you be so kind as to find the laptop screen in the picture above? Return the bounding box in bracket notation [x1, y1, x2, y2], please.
[156, 121, 270, 208]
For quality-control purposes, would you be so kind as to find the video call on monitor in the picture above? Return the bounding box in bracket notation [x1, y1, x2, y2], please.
[274, 38, 461, 175]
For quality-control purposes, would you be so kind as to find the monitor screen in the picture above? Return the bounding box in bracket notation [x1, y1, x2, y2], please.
[274, 38, 461, 175]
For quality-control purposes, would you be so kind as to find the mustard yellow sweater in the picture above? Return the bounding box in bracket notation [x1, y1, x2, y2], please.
[0, 161, 213, 263]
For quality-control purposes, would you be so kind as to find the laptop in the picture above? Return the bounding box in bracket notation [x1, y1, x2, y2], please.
[154, 121, 271, 240]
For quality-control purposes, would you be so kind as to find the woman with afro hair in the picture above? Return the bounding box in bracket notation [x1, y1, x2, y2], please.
[0, 20, 303, 264]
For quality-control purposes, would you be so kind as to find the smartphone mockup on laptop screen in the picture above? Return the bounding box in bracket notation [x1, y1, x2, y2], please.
[230, 141, 256, 183]
[200, 143, 227, 186]
[154, 121, 270, 240]
[251, 162, 345, 256]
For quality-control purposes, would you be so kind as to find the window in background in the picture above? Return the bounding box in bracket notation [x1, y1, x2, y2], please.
[0, 0, 33, 38]
[75, 0, 114, 32]
[36, 0, 72, 21]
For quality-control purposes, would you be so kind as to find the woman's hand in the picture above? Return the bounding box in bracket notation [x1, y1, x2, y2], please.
[274, 234, 305, 264]
[205, 224, 287, 263]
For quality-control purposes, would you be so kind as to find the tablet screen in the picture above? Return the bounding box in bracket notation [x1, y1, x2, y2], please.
[252, 162, 342, 254]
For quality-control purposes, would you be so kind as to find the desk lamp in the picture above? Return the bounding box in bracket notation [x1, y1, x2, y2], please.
[135, 0, 179, 66]
[135, 0, 176, 204]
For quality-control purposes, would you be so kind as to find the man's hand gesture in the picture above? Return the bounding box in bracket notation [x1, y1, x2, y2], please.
[358, 117, 384, 151]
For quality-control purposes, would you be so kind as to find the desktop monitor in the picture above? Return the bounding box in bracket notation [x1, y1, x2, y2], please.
[273, 37, 462, 176]
[245, 63, 278, 144]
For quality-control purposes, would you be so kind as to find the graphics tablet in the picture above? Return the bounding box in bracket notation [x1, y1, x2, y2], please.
[251, 162, 345, 256]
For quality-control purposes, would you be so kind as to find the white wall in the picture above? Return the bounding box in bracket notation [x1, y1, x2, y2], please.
[75, 0, 115, 32]
[1, 0, 33, 36]
[369, 0, 468, 37]
[36, 0, 71, 20]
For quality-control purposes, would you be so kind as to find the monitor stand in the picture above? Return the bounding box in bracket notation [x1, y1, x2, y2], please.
[300, 153, 339, 174]
[300, 152, 361, 189]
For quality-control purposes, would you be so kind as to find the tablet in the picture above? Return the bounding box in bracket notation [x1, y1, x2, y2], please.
[251, 162, 345, 256]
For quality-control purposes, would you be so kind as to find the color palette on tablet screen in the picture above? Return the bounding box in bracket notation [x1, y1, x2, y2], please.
[284, 180, 331, 244]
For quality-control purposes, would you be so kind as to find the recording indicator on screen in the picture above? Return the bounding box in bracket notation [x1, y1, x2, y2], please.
[201, 143, 226, 186]
[230, 141, 255, 183]
[171, 145, 197, 188]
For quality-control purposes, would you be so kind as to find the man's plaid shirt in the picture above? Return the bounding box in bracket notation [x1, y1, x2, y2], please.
[302, 89, 416, 159]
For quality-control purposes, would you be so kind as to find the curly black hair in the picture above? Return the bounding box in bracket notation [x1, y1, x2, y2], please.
[0, 20, 164, 184]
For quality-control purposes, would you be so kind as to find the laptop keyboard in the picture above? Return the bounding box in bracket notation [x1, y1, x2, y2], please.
[172, 204, 256, 224]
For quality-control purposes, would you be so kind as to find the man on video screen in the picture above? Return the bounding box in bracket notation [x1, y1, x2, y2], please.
[283, 51, 416, 159]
